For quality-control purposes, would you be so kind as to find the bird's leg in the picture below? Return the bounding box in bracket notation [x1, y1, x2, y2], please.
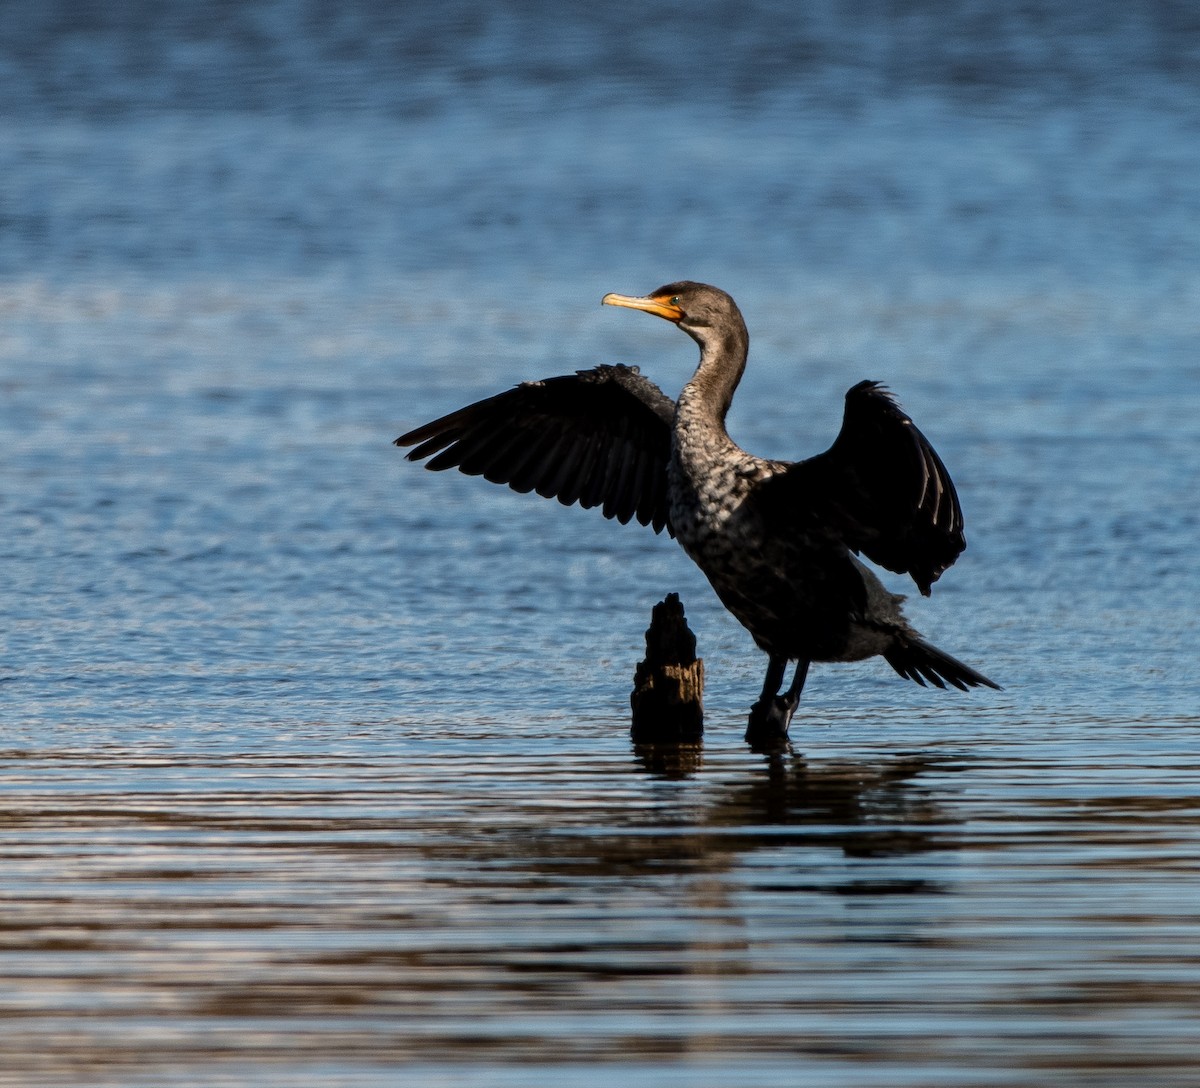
[746, 656, 806, 744]
[757, 656, 788, 703]
[782, 659, 810, 712]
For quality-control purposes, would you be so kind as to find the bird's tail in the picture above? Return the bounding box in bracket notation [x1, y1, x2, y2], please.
[884, 635, 1000, 692]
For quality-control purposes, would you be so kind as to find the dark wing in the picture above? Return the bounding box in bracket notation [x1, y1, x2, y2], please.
[395, 364, 676, 534]
[769, 381, 965, 595]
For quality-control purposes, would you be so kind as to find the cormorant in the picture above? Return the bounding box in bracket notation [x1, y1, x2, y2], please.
[396, 282, 998, 742]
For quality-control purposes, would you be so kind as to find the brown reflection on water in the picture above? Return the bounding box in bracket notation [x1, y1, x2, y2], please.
[1, 741, 1199, 1086]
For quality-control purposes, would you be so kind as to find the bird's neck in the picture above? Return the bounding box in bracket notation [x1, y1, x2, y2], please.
[678, 324, 749, 433]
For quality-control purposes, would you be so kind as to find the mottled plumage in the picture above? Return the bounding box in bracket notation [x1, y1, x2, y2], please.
[396, 281, 997, 742]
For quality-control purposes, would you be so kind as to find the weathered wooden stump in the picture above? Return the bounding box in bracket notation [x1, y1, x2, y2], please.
[630, 593, 704, 743]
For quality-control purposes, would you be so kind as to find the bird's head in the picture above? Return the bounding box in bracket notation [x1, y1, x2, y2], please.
[602, 281, 742, 347]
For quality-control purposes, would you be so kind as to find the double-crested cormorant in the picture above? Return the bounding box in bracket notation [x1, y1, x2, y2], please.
[397, 282, 998, 742]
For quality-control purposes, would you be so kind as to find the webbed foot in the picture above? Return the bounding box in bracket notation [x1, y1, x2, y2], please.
[745, 694, 797, 747]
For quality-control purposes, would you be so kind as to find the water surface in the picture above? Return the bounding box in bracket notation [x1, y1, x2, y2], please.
[2, 3, 1200, 1085]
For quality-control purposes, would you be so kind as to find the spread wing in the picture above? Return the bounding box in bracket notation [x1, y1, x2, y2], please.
[768, 381, 966, 595]
[395, 364, 676, 534]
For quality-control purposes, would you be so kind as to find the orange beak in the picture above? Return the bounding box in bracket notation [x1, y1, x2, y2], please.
[601, 292, 684, 322]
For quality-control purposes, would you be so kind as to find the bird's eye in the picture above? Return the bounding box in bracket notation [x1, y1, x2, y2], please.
[670, 296, 681, 306]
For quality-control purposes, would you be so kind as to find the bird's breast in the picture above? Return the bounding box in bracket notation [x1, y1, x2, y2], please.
[667, 436, 778, 566]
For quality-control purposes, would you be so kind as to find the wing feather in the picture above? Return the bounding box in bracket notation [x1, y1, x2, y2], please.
[768, 381, 967, 595]
[605, 437, 639, 524]
[396, 365, 676, 535]
[510, 428, 565, 495]
[557, 432, 601, 508]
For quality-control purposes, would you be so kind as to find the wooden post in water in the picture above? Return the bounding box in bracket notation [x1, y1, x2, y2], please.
[630, 593, 704, 743]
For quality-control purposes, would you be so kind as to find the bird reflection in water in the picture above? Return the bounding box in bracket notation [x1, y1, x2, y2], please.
[629, 739, 953, 874]
[709, 751, 952, 863]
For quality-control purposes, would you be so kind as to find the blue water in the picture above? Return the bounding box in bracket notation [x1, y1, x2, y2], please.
[2, 3, 1200, 1085]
